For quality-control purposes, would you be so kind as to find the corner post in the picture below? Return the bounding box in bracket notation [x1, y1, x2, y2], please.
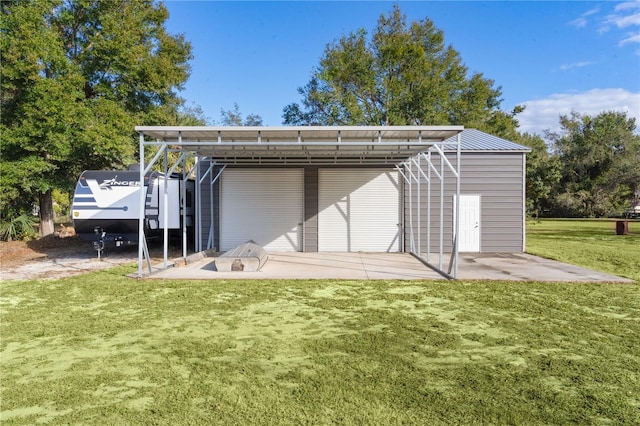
[454, 132, 462, 279]
[163, 142, 169, 268]
[137, 132, 145, 278]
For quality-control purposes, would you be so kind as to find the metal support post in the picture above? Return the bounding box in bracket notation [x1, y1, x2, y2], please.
[417, 155, 421, 258]
[439, 150, 444, 271]
[207, 164, 226, 250]
[208, 161, 215, 250]
[163, 145, 169, 268]
[180, 144, 188, 258]
[427, 151, 431, 263]
[408, 160, 414, 252]
[454, 132, 462, 278]
[137, 133, 152, 277]
[395, 164, 410, 254]
[195, 156, 201, 252]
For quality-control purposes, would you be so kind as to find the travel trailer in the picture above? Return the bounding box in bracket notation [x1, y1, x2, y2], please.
[72, 170, 194, 256]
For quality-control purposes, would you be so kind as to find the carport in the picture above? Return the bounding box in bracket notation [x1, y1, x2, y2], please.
[134, 126, 464, 279]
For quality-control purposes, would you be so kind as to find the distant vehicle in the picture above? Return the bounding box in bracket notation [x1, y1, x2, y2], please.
[72, 170, 194, 257]
[623, 202, 640, 219]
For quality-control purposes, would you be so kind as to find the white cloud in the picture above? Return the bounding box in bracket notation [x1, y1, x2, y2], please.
[559, 61, 594, 71]
[570, 17, 588, 29]
[606, 11, 640, 28]
[569, 7, 600, 28]
[600, 0, 640, 33]
[620, 33, 640, 46]
[616, 1, 640, 11]
[517, 88, 640, 135]
[584, 7, 601, 17]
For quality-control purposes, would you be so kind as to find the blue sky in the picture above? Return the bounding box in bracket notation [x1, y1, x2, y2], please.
[163, 1, 640, 136]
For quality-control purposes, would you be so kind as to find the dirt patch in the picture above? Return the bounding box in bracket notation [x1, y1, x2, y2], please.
[1, 236, 87, 266]
[0, 235, 181, 281]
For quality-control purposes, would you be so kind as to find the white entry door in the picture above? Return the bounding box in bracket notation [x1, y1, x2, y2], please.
[455, 195, 481, 252]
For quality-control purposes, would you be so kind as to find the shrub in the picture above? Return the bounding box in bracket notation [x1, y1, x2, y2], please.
[0, 213, 38, 241]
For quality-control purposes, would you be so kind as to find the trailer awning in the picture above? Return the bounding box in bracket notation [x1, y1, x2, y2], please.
[135, 126, 464, 165]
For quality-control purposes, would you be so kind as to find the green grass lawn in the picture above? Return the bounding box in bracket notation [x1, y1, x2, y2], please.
[1, 221, 639, 424]
[527, 219, 640, 282]
[1, 270, 638, 424]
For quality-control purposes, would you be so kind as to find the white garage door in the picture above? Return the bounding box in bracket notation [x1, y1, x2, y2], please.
[220, 169, 303, 251]
[318, 169, 400, 252]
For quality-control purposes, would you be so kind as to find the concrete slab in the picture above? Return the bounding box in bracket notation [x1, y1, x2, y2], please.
[146, 251, 633, 282]
[151, 252, 442, 280]
[455, 253, 633, 282]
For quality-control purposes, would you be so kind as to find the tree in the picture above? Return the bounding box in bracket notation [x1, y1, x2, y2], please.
[546, 111, 640, 217]
[515, 133, 561, 217]
[174, 103, 211, 126]
[282, 4, 512, 131]
[0, 0, 192, 236]
[219, 103, 263, 126]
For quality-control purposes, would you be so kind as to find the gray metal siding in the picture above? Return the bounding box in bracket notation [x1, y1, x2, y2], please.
[197, 159, 221, 251]
[197, 159, 210, 250]
[304, 167, 319, 252]
[200, 156, 524, 254]
[404, 153, 525, 253]
[463, 153, 525, 252]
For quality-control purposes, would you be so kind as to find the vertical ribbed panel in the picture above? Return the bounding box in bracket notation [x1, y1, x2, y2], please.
[404, 153, 526, 253]
[304, 167, 319, 252]
[220, 169, 303, 251]
[318, 169, 400, 252]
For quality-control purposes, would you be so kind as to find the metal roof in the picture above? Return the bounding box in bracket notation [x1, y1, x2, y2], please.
[443, 129, 531, 152]
[135, 126, 464, 165]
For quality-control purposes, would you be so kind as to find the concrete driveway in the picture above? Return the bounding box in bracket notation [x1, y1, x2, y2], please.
[147, 252, 633, 282]
[454, 252, 633, 282]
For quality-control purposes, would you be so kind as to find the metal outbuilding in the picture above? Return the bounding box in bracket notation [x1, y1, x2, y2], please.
[409, 129, 532, 255]
[134, 126, 529, 279]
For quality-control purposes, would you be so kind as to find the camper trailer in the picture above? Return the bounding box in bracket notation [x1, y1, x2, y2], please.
[72, 170, 194, 256]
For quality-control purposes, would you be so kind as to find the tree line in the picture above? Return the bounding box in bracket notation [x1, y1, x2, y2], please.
[1, 3, 638, 239]
[280, 5, 639, 219]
